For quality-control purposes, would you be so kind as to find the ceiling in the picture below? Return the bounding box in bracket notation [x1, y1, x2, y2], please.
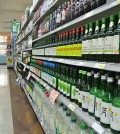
[0, 0, 32, 35]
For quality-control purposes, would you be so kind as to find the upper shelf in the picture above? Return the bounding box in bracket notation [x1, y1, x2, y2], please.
[33, 0, 120, 43]
[32, 56, 120, 72]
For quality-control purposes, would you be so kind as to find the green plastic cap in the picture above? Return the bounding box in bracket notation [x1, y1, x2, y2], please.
[96, 20, 99, 26]
[89, 130, 96, 134]
[71, 117, 76, 122]
[89, 23, 93, 28]
[82, 71, 87, 75]
[80, 122, 88, 130]
[85, 24, 88, 29]
[66, 111, 71, 116]
[59, 102, 63, 107]
[110, 15, 114, 21]
[63, 106, 67, 111]
[79, 70, 83, 74]
[102, 18, 106, 23]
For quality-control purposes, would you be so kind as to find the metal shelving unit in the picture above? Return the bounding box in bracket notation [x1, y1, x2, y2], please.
[17, 60, 29, 69]
[33, 0, 119, 43]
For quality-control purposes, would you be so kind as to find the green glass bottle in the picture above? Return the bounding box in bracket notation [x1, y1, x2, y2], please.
[100, 77, 114, 128]
[89, 130, 96, 134]
[95, 75, 107, 121]
[98, 18, 107, 62]
[110, 79, 120, 134]
[113, 12, 120, 63]
[66, 66, 71, 99]
[82, 24, 89, 60]
[105, 15, 115, 63]
[92, 20, 100, 61]
[88, 74, 99, 116]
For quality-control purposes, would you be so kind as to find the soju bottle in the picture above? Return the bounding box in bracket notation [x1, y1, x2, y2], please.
[110, 79, 120, 134]
[98, 18, 107, 62]
[62, 65, 67, 96]
[88, 73, 99, 116]
[56, 7, 61, 28]
[82, 24, 89, 60]
[92, 20, 100, 61]
[80, 122, 88, 134]
[58, 64, 62, 93]
[81, 71, 88, 112]
[95, 75, 107, 121]
[100, 77, 114, 128]
[113, 12, 120, 63]
[105, 15, 115, 63]
[66, 66, 71, 99]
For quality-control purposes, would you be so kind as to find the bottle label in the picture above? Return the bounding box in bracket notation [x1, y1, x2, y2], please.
[56, 13, 61, 23]
[110, 106, 120, 131]
[100, 102, 112, 124]
[113, 35, 120, 54]
[82, 40, 86, 54]
[86, 39, 92, 54]
[62, 10, 66, 21]
[92, 39, 98, 54]
[95, 97, 102, 118]
[75, 88, 79, 101]
[66, 84, 70, 97]
[71, 86, 76, 99]
[78, 90, 82, 103]
[82, 91, 89, 109]
[88, 94, 95, 113]
[63, 81, 67, 95]
[105, 36, 114, 54]
[97, 38, 105, 54]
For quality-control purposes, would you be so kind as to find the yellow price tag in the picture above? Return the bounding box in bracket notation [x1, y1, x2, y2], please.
[27, 85, 32, 93]
[98, 64, 106, 69]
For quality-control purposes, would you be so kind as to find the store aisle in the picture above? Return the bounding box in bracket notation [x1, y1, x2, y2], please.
[0, 65, 14, 134]
[9, 69, 44, 134]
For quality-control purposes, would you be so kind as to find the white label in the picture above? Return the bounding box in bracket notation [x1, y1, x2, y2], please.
[68, 103, 76, 111]
[110, 106, 120, 131]
[113, 35, 119, 54]
[71, 86, 76, 99]
[97, 38, 105, 54]
[100, 102, 112, 125]
[82, 92, 89, 109]
[92, 39, 98, 54]
[78, 90, 82, 103]
[105, 36, 114, 54]
[95, 97, 102, 118]
[92, 122, 104, 134]
[87, 39, 92, 54]
[88, 94, 95, 113]
[62, 10, 66, 21]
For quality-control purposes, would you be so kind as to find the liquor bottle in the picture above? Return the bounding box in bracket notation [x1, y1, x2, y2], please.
[113, 12, 120, 63]
[89, 130, 96, 134]
[87, 23, 94, 61]
[61, 4, 66, 25]
[66, 66, 71, 99]
[65, 31, 69, 45]
[81, 71, 88, 112]
[91, 0, 97, 10]
[95, 75, 107, 121]
[56, 7, 61, 28]
[98, 18, 107, 62]
[110, 79, 120, 134]
[65, 1, 70, 23]
[62, 65, 67, 96]
[75, 0, 80, 18]
[97, 0, 106, 7]
[79, 0, 84, 16]
[92, 20, 100, 61]
[71, 0, 76, 21]
[84, 0, 91, 14]
[105, 15, 115, 63]
[100, 77, 114, 128]
[82, 24, 89, 60]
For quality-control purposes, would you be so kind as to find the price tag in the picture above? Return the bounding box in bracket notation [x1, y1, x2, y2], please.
[92, 122, 104, 134]
[68, 103, 76, 111]
[76, 62, 84, 66]
[49, 89, 60, 104]
[26, 72, 31, 80]
[94, 63, 106, 69]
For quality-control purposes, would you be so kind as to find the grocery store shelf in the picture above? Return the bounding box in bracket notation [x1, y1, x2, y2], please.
[22, 48, 32, 52]
[33, 0, 119, 43]
[17, 60, 29, 69]
[32, 56, 120, 72]
[16, 30, 32, 45]
[32, 0, 44, 12]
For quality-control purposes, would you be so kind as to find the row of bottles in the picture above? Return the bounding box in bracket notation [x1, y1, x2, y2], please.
[33, 12, 120, 63]
[30, 58, 120, 133]
[26, 76, 96, 134]
[33, 0, 107, 39]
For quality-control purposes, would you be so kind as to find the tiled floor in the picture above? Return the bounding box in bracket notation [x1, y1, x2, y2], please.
[0, 65, 14, 134]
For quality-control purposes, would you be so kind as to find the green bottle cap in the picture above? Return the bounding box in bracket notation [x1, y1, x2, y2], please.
[71, 117, 76, 122]
[63, 106, 67, 111]
[79, 70, 83, 74]
[80, 122, 88, 130]
[85, 24, 88, 29]
[102, 18, 106, 23]
[110, 15, 114, 21]
[82, 71, 87, 75]
[89, 23, 93, 28]
[66, 111, 71, 116]
[89, 130, 96, 134]
[96, 20, 99, 26]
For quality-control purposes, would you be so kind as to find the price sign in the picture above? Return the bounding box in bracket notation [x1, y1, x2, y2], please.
[68, 103, 76, 111]
[92, 122, 104, 134]
[49, 89, 60, 104]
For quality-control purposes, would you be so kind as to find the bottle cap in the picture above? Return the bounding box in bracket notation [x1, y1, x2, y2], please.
[87, 72, 92, 76]
[66, 111, 71, 116]
[107, 77, 114, 82]
[89, 130, 96, 134]
[102, 18, 106, 23]
[82, 71, 87, 75]
[94, 74, 99, 78]
[81, 26, 84, 32]
[101, 75, 107, 80]
[110, 15, 114, 21]
[71, 117, 76, 122]
[59, 102, 63, 106]
[80, 122, 87, 130]
[79, 70, 83, 74]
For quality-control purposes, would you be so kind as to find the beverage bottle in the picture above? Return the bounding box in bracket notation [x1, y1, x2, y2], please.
[95, 75, 107, 121]
[84, 0, 91, 14]
[65, 1, 70, 23]
[97, 18, 107, 62]
[62, 65, 67, 96]
[113, 12, 120, 63]
[79, 0, 84, 16]
[61, 4, 66, 25]
[80, 122, 88, 134]
[97, 0, 106, 7]
[58, 64, 62, 93]
[75, 0, 80, 18]
[56, 7, 61, 28]
[59, 65, 64, 95]
[110, 79, 120, 134]
[87, 23, 94, 61]
[105, 15, 115, 63]
[100, 77, 114, 128]
[71, 0, 76, 21]
[82, 24, 89, 60]
[65, 32, 69, 45]
[53, 10, 57, 30]
[92, 20, 100, 61]
[81, 71, 88, 112]
[91, 0, 97, 10]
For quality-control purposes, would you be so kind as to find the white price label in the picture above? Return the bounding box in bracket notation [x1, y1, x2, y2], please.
[94, 63, 106, 69]
[26, 72, 31, 80]
[68, 103, 76, 111]
[92, 122, 104, 134]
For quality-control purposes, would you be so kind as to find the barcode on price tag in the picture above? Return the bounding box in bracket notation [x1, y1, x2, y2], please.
[68, 103, 76, 111]
[49, 89, 60, 104]
[26, 72, 31, 80]
[92, 122, 104, 134]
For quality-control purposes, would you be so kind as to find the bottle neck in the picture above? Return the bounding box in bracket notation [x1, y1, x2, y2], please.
[87, 76, 92, 86]
[101, 80, 107, 92]
[117, 85, 120, 97]
[107, 82, 113, 95]
[94, 78, 99, 88]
